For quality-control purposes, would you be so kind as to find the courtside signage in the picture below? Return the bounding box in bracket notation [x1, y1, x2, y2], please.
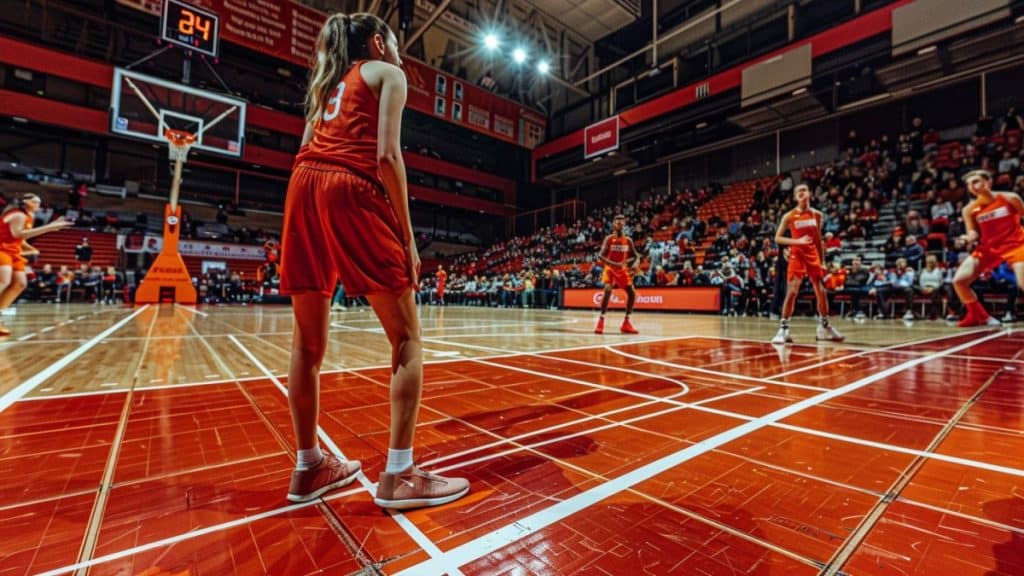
[584, 116, 620, 159]
[564, 287, 720, 312]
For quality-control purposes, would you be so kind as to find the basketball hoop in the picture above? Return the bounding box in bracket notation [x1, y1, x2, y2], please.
[165, 129, 197, 162]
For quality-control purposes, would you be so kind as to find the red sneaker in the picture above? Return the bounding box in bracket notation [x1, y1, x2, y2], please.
[958, 313, 1000, 327]
[594, 316, 605, 334]
[287, 453, 361, 503]
[620, 318, 639, 334]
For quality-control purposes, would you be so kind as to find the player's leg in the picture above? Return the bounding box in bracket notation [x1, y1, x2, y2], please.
[621, 283, 638, 334]
[0, 265, 11, 335]
[953, 256, 997, 326]
[596, 280, 612, 334]
[811, 278, 844, 341]
[772, 277, 802, 344]
[0, 268, 26, 310]
[368, 289, 468, 509]
[286, 291, 362, 502]
[1008, 262, 1024, 321]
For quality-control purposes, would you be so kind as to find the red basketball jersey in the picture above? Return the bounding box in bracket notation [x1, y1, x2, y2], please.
[0, 209, 29, 255]
[296, 61, 383, 188]
[605, 235, 631, 265]
[973, 195, 1024, 254]
[788, 209, 820, 261]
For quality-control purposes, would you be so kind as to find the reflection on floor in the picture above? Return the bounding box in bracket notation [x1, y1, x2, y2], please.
[0, 304, 1021, 575]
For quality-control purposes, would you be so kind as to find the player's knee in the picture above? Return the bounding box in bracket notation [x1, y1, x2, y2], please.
[11, 276, 27, 290]
[293, 338, 327, 365]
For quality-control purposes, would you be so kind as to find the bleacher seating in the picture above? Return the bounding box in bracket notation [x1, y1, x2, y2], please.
[29, 230, 118, 269]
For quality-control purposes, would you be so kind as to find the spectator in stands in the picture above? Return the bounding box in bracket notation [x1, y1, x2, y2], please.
[916, 255, 946, 320]
[31, 264, 57, 302]
[824, 232, 842, 261]
[982, 263, 1019, 322]
[101, 266, 121, 304]
[904, 211, 928, 237]
[888, 258, 917, 320]
[75, 237, 93, 266]
[843, 256, 871, 319]
[83, 266, 103, 302]
[720, 264, 744, 316]
[998, 150, 1020, 176]
[1000, 105, 1024, 135]
[823, 262, 846, 314]
[903, 235, 926, 270]
[520, 273, 535, 308]
[867, 263, 892, 319]
[55, 265, 73, 303]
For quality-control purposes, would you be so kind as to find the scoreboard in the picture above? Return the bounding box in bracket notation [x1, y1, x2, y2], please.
[161, 0, 220, 57]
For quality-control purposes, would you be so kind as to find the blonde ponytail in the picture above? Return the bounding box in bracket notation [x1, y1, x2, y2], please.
[305, 12, 392, 123]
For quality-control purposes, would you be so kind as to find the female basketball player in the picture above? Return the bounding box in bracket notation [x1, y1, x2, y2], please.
[0, 193, 71, 336]
[771, 184, 844, 344]
[952, 169, 1024, 327]
[280, 13, 468, 509]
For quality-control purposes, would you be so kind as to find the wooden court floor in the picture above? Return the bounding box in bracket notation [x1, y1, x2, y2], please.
[0, 303, 1021, 575]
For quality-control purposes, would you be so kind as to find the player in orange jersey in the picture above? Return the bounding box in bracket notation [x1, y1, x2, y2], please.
[595, 214, 640, 334]
[771, 184, 844, 344]
[0, 193, 71, 336]
[279, 13, 468, 509]
[435, 264, 447, 305]
[952, 169, 1024, 327]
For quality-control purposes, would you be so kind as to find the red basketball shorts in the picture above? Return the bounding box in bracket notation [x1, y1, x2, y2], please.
[601, 265, 633, 289]
[787, 250, 825, 283]
[280, 162, 413, 298]
[0, 251, 26, 272]
[972, 243, 1024, 272]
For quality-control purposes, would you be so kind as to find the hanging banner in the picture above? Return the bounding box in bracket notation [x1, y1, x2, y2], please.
[584, 116, 620, 159]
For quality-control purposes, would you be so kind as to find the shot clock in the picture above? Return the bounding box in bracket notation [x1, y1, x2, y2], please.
[161, 0, 220, 57]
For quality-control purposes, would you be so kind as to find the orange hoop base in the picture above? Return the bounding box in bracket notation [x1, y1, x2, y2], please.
[135, 204, 197, 305]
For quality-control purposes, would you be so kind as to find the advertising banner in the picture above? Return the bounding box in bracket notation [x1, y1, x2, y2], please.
[563, 287, 721, 312]
[583, 116, 620, 159]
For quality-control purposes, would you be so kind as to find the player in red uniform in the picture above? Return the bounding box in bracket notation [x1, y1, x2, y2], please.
[595, 214, 640, 334]
[772, 184, 844, 344]
[435, 264, 447, 305]
[952, 169, 1024, 327]
[279, 13, 468, 508]
[0, 193, 71, 336]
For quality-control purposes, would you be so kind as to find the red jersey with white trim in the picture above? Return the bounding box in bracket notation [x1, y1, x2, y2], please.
[973, 195, 1024, 254]
[295, 61, 383, 188]
[605, 235, 631, 266]
[788, 209, 820, 262]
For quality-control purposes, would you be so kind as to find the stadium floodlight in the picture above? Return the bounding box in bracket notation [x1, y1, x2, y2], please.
[537, 60, 550, 74]
[483, 33, 500, 51]
[512, 48, 527, 64]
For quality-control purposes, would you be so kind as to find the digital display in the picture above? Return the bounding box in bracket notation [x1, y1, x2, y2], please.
[161, 0, 219, 57]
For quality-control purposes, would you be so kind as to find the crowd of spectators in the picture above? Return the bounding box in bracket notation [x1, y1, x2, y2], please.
[442, 108, 1024, 319]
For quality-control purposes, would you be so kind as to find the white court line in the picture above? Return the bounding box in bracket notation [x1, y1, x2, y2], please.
[767, 328, 999, 380]
[227, 335, 465, 576]
[429, 387, 760, 473]
[0, 306, 149, 414]
[36, 485, 366, 576]
[473, 335, 1024, 478]
[176, 305, 209, 317]
[394, 329, 1008, 575]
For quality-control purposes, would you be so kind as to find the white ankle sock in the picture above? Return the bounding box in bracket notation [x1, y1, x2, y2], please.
[385, 448, 413, 474]
[296, 446, 323, 470]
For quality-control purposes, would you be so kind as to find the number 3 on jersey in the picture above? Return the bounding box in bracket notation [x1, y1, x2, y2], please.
[323, 81, 346, 122]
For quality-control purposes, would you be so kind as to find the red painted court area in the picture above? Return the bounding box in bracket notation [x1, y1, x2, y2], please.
[2, 331, 1023, 575]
